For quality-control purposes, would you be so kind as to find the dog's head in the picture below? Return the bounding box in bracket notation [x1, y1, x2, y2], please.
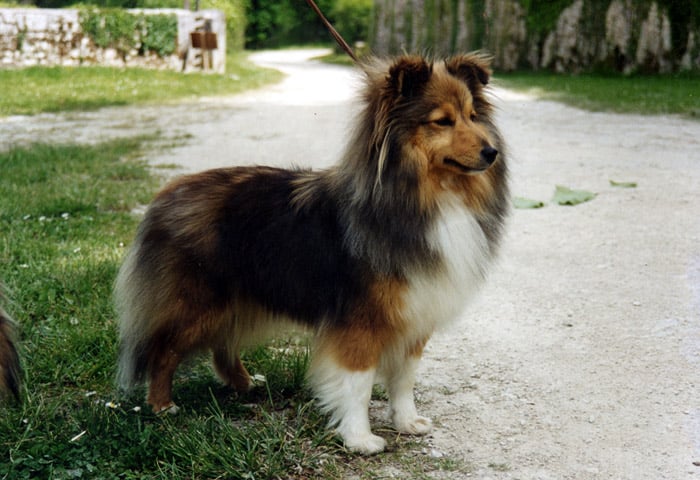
[362, 54, 499, 183]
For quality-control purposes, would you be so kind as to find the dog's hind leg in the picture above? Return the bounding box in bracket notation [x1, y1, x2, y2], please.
[212, 346, 253, 393]
[147, 345, 181, 414]
[145, 319, 210, 414]
[384, 339, 433, 435]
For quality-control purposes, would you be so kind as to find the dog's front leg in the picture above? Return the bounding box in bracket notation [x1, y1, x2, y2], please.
[309, 347, 386, 454]
[332, 368, 386, 453]
[386, 353, 433, 435]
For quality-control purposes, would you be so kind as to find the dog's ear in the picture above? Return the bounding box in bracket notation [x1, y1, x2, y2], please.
[445, 54, 492, 90]
[387, 56, 433, 99]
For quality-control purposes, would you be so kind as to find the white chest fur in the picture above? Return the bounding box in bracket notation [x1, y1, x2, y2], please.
[402, 197, 492, 336]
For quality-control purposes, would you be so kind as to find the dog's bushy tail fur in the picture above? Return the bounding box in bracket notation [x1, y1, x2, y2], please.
[0, 287, 21, 401]
[114, 246, 149, 391]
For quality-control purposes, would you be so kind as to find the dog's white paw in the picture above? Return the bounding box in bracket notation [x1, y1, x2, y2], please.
[155, 403, 180, 415]
[394, 414, 433, 435]
[343, 433, 387, 455]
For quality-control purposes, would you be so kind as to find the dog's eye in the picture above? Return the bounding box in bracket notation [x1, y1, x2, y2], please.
[469, 112, 478, 122]
[433, 117, 454, 127]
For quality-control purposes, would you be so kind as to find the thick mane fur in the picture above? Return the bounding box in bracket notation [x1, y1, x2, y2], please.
[294, 53, 508, 276]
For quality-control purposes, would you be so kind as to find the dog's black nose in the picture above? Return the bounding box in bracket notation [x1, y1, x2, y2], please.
[480, 146, 498, 165]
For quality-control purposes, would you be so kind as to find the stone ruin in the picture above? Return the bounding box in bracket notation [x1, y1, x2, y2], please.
[0, 8, 226, 73]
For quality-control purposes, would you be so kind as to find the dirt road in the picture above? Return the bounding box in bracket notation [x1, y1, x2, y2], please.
[3, 49, 698, 479]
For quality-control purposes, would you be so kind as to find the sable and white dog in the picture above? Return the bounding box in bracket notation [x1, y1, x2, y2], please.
[115, 53, 509, 454]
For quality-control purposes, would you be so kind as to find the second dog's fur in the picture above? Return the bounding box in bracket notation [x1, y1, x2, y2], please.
[0, 285, 21, 401]
[115, 53, 509, 454]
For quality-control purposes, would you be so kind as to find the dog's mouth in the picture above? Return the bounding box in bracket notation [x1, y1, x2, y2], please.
[443, 157, 487, 174]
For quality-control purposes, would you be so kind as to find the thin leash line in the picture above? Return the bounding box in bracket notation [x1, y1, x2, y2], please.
[304, 0, 359, 64]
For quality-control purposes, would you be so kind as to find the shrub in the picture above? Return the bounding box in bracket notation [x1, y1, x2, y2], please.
[141, 13, 178, 57]
[330, 0, 372, 44]
[245, 0, 338, 48]
[79, 8, 177, 58]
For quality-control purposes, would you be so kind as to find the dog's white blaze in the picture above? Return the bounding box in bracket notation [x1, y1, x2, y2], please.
[403, 196, 491, 335]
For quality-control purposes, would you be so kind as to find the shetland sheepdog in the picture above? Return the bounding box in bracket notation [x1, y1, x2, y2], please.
[115, 53, 509, 454]
[0, 285, 21, 401]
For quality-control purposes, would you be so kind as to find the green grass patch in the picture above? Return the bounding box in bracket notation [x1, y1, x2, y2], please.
[0, 139, 341, 478]
[0, 52, 282, 116]
[495, 71, 700, 118]
[314, 51, 359, 66]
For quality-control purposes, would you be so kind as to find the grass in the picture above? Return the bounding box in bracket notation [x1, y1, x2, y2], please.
[312, 51, 358, 66]
[0, 140, 462, 479]
[495, 70, 700, 118]
[0, 140, 333, 478]
[0, 52, 282, 116]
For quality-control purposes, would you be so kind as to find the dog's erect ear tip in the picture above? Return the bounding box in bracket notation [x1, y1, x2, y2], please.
[390, 55, 431, 72]
[447, 53, 492, 86]
[388, 55, 433, 98]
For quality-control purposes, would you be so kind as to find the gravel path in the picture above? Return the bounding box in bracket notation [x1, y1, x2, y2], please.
[3, 49, 698, 479]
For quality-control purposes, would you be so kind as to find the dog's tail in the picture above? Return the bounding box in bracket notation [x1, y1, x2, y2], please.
[114, 244, 152, 391]
[0, 288, 21, 401]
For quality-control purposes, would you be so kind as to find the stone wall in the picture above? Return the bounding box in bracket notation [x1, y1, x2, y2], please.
[371, 0, 700, 73]
[0, 8, 226, 73]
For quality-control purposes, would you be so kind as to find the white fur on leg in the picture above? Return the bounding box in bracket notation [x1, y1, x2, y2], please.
[308, 358, 386, 454]
[386, 355, 433, 435]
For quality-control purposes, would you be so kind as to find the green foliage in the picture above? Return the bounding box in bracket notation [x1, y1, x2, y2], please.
[245, 0, 339, 48]
[245, 0, 298, 48]
[79, 8, 177, 58]
[141, 13, 178, 57]
[330, 0, 373, 44]
[519, 0, 571, 37]
[81, 8, 138, 55]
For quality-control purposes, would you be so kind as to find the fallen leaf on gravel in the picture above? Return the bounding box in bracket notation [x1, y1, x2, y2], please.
[552, 185, 596, 206]
[609, 179, 637, 188]
[513, 197, 545, 209]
